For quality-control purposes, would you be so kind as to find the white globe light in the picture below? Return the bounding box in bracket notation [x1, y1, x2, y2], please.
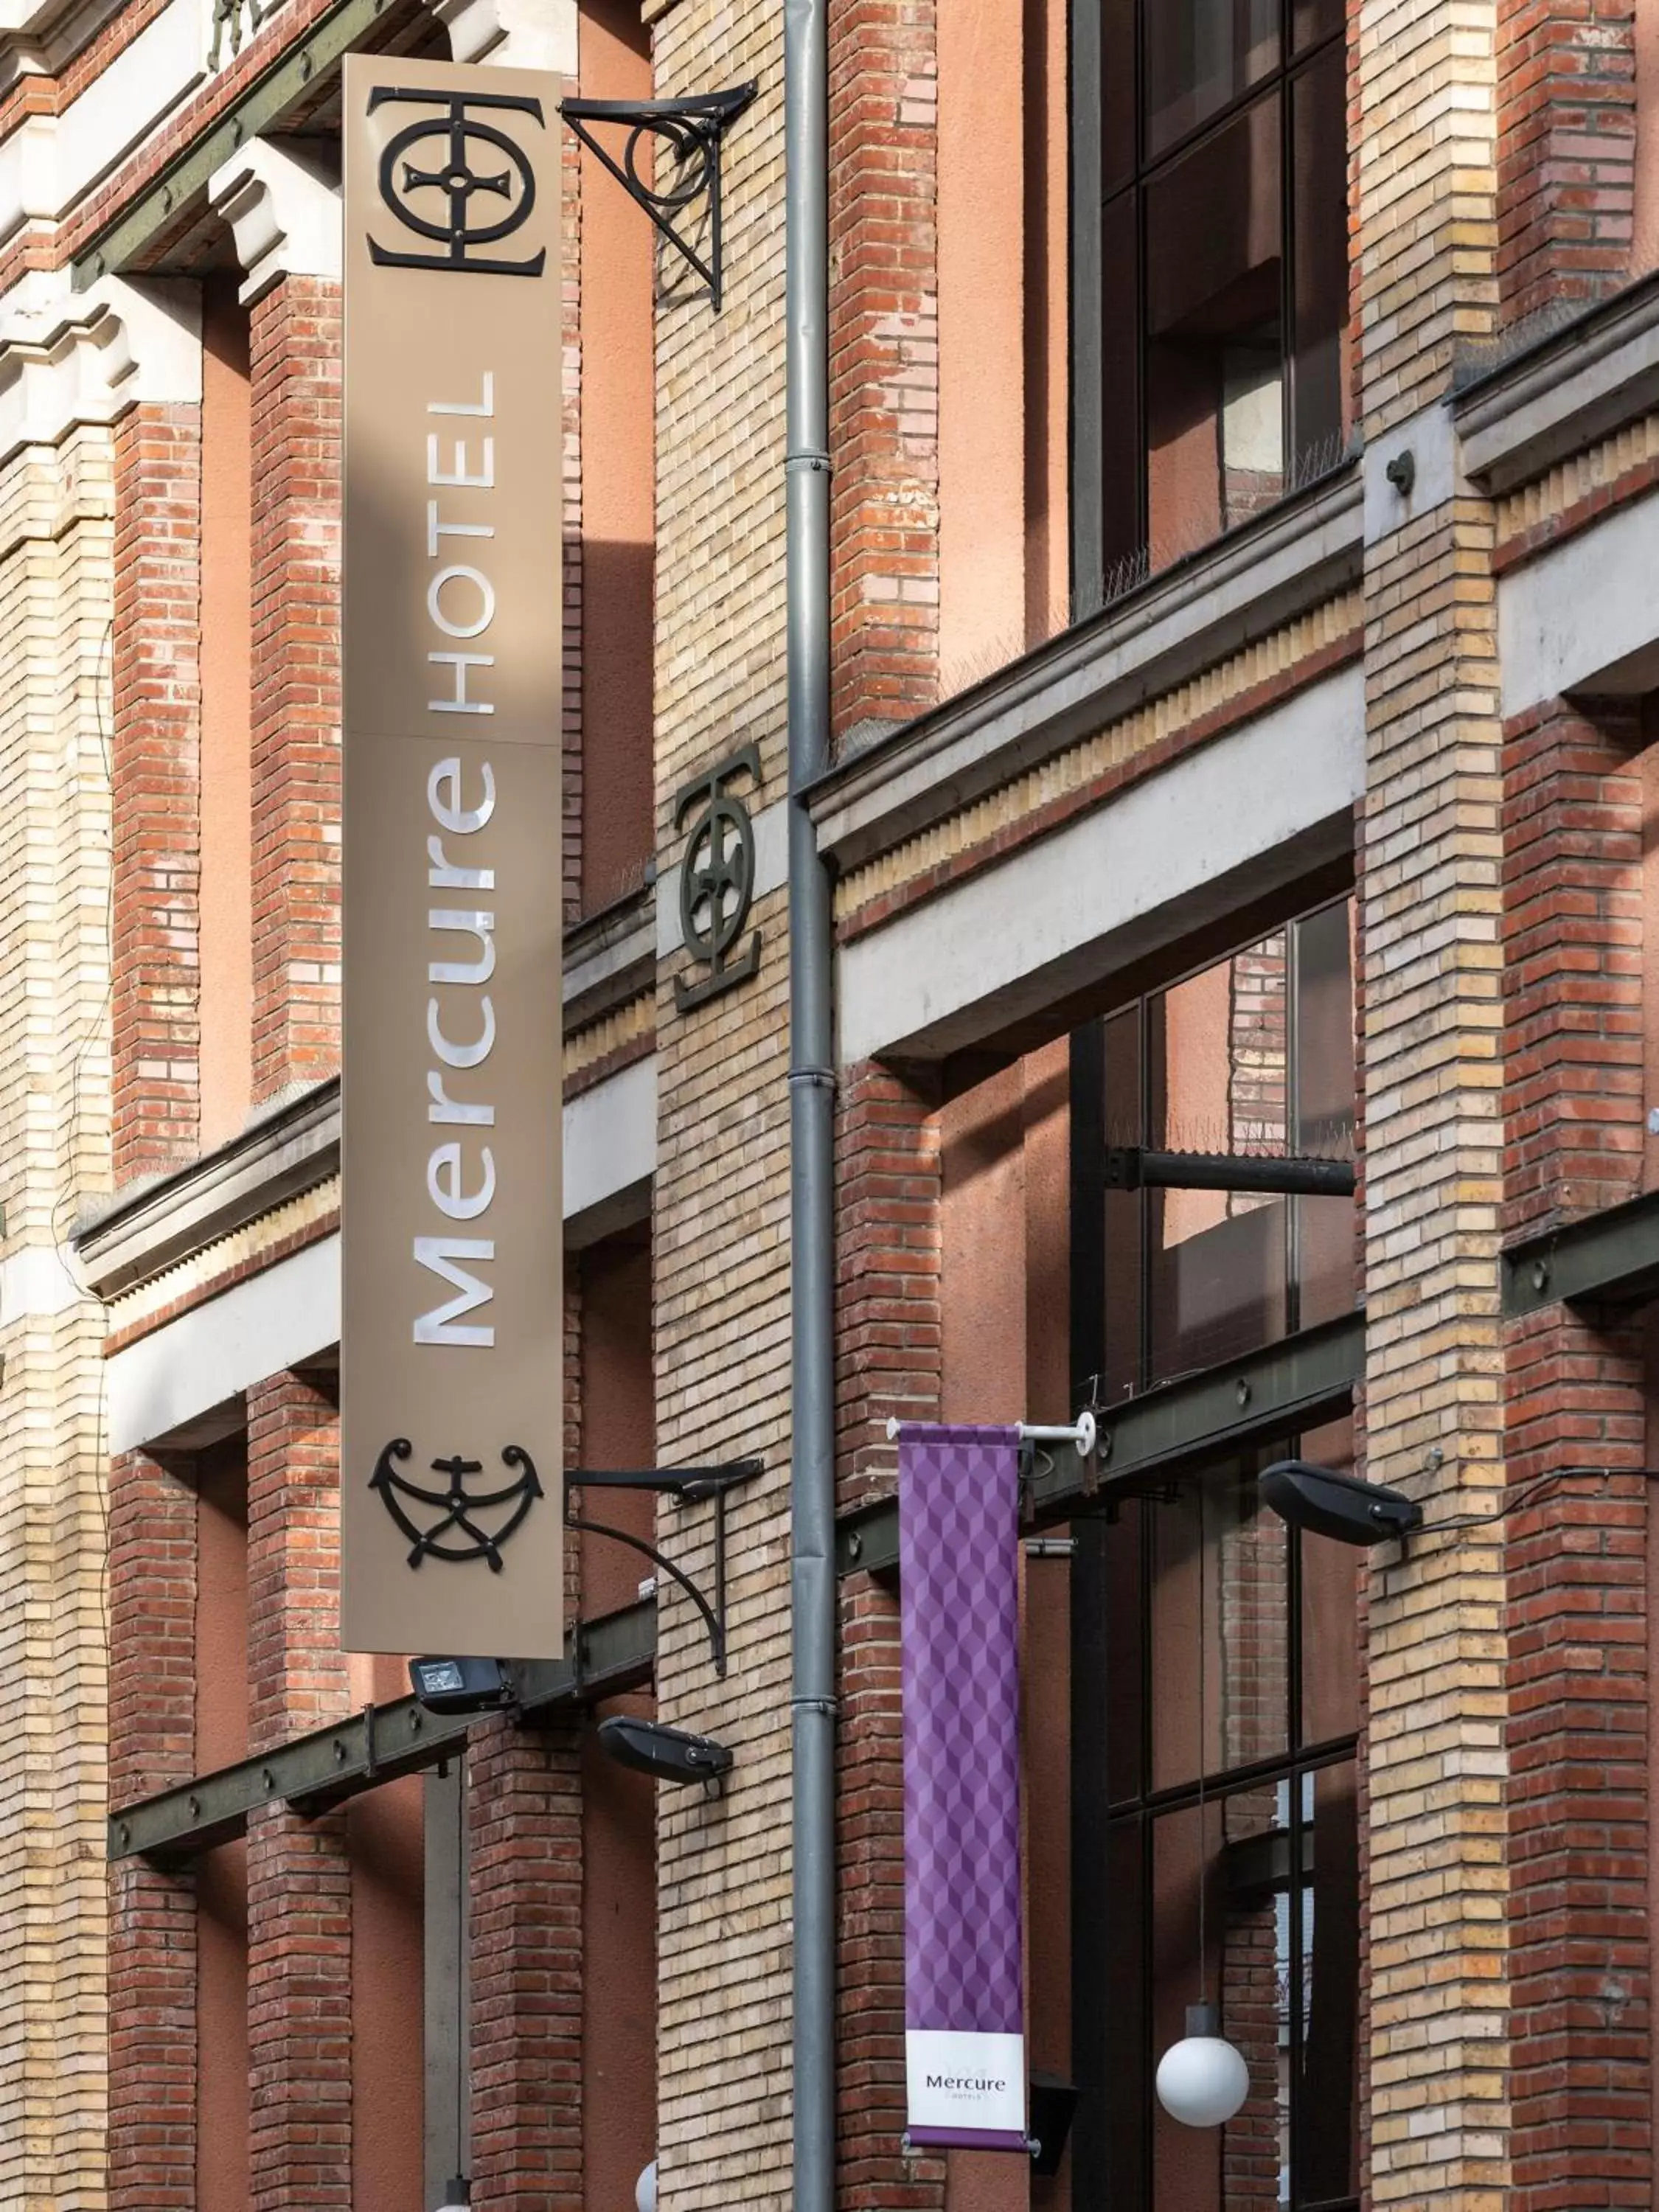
[1155, 2006, 1250, 2129]
[635, 2160, 658, 2212]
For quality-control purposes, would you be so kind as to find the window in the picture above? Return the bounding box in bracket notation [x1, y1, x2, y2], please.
[1074, 1437, 1361, 2211]
[1068, 900, 1360, 2208]
[1073, 0, 1349, 608]
[1075, 899, 1357, 1397]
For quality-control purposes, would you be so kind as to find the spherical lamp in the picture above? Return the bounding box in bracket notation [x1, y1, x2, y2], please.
[635, 2160, 658, 2212]
[1154, 2004, 1250, 2129]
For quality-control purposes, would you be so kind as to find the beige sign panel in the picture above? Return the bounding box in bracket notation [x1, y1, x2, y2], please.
[341, 54, 564, 1657]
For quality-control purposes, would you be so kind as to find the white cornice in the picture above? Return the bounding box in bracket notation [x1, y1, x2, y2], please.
[0, 0, 126, 89]
[0, 0, 213, 249]
[0, 268, 199, 467]
[1457, 275, 1659, 495]
[209, 133, 340, 306]
[423, 0, 574, 72]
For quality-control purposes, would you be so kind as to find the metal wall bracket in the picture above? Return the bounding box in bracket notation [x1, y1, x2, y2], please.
[566, 1461, 760, 1675]
[560, 85, 757, 310]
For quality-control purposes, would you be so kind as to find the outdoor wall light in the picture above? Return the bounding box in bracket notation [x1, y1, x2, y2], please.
[1155, 2004, 1251, 2129]
[635, 2160, 658, 2212]
[599, 1714, 734, 1784]
[1259, 1459, 1422, 1547]
[409, 1655, 511, 1714]
[436, 2180, 470, 2212]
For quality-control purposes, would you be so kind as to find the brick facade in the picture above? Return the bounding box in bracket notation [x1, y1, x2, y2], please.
[1498, 0, 1637, 326]
[46, 4, 1659, 2212]
[827, 0, 940, 742]
[248, 277, 343, 1105]
[112, 400, 202, 1183]
[108, 1447, 199, 2212]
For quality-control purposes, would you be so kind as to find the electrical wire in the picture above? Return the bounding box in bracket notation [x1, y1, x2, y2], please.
[1416, 1464, 1659, 1543]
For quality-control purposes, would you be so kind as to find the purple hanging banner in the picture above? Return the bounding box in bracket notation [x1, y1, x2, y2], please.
[899, 1422, 1026, 2152]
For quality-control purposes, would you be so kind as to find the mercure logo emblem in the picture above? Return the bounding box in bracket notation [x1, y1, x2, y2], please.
[366, 86, 546, 276]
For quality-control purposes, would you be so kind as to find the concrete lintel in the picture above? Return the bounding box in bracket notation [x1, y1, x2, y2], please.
[811, 467, 1362, 877]
[836, 664, 1363, 1068]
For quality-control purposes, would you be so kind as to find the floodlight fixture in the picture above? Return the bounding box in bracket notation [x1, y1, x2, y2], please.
[599, 1714, 734, 1784]
[1259, 1459, 1422, 1547]
[408, 1655, 510, 1714]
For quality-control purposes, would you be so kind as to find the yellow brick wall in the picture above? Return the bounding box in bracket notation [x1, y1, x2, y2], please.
[649, 4, 793, 2209]
[1358, 1, 1509, 2202]
[0, 423, 115, 2211]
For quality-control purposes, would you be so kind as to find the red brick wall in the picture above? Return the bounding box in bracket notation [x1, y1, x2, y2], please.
[248, 275, 342, 1105]
[835, 1062, 944, 2212]
[1503, 699, 1644, 1233]
[112, 402, 202, 1184]
[466, 1715, 585, 2211]
[1502, 700, 1653, 2209]
[829, 0, 940, 742]
[1497, 0, 1637, 324]
[108, 1447, 200, 2212]
[244, 1371, 355, 2212]
[835, 1062, 942, 1509]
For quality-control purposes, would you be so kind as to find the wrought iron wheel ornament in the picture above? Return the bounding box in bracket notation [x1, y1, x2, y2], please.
[673, 742, 762, 1011]
[560, 85, 758, 310]
[370, 1439, 544, 1571]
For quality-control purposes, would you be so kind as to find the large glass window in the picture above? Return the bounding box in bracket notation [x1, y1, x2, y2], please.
[1083, 898, 1357, 1398]
[1069, 900, 1360, 2208]
[1077, 0, 1349, 598]
[1074, 1430, 1361, 2211]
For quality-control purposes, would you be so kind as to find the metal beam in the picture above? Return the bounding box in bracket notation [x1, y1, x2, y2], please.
[1501, 1186, 1659, 1318]
[834, 1310, 1366, 1578]
[109, 1598, 655, 1862]
[72, 0, 386, 291]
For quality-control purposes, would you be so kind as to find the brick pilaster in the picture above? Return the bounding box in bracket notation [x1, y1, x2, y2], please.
[828, 0, 939, 741]
[245, 1369, 352, 2212]
[248, 275, 342, 1104]
[835, 1061, 942, 1511]
[111, 402, 201, 1184]
[1497, 0, 1636, 325]
[1501, 696, 1651, 2208]
[1358, 0, 1509, 2202]
[835, 1061, 944, 2212]
[467, 1714, 584, 2211]
[108, 1447, 198, 2212]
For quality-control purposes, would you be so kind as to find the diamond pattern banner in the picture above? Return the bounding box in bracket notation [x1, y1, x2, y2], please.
[900, 1422, 1026, 2151]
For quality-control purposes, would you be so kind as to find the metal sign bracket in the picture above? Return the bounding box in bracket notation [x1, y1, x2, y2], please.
[560, 85, 758, 310]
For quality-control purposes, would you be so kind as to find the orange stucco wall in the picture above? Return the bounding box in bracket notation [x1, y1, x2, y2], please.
[579, 0, 655, 914]
[939, 0, 1070, 696]
[349, 1778, 425, 2212]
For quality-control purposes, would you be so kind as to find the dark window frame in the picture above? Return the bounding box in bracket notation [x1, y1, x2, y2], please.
[1069, 0, 1348, 616]
[1067, 900, 1362, 2211]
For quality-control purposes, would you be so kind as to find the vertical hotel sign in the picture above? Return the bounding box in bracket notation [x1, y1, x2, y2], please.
[341, 56, 564, 1658]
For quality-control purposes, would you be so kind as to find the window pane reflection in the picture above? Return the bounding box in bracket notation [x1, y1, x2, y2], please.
[1149, 929, 1290, 1381]
[1146, 0, 1279, 155]
[1298, 1418, 1361, 1748]
[1095, 898, 1355, 1397]
[1298, 1764, 1359, 2202]
[1152, 1467, 1290, 1792]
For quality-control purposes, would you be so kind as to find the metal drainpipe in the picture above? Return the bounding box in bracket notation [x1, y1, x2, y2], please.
[784, 0, 835, 2205]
